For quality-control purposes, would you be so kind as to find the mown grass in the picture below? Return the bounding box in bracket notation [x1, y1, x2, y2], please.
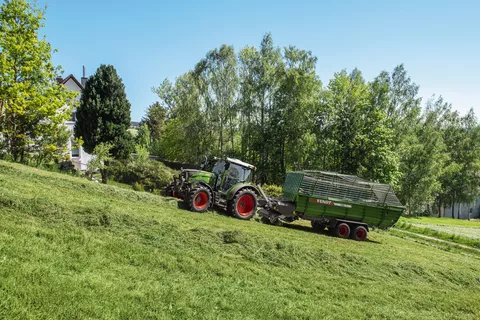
[1, 160, 480, 319]
[396, 218, 480, 249]
[401, 216, 480, 228]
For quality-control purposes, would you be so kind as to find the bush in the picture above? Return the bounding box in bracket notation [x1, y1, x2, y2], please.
[262, 184, 283, 198]
[110, 158, 177, 194]
[58, 160, 78, 175]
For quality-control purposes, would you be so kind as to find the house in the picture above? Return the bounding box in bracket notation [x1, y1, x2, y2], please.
[57, 67, 91, 171]
[442, 197, 480, 219]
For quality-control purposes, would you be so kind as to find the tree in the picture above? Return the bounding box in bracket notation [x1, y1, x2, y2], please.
[75, 64, 133, 183]
[0, 0, 76, 162]
[437, 109, 480, 218]
[194, 44, 239, 156]
[397, 96, 448, 214]
[238, 33, 284, 182]
[141, 102, 166, 142]
[154, 72, 211, 163]
[135, 123, 151, 150]
[86, 143, 113, 184]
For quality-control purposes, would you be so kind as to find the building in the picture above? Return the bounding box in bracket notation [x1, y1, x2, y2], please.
[443, 197, 480, 219]
[57, 67, 91, 171]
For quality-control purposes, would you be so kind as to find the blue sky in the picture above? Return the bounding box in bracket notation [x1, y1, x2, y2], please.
[38, 0, 479, 121]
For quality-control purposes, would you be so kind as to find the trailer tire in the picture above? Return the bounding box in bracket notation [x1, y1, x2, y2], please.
[186, 186, 211, 213]
[228, 189, 257, 220]
[334, 223, 350, 238]
[311, 221, 326, 232]
[351, 225, 368, 241]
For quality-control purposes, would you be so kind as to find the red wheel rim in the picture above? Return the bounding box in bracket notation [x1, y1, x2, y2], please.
[194, 191, 208, 209]
[237, 194, 255, 217]
[338, 225, 349, 237]
[356, 228, 366, 240]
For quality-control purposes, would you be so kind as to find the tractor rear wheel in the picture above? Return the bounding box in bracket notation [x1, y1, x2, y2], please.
[351, 225, 368, 241]
[186, 186, 211, 213]
[228, 189, 257, 220]
[334, 223, 351, 239]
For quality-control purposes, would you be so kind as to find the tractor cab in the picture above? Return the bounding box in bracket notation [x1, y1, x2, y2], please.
[166, 157, 259, 220]
[209, 158, 255, 192]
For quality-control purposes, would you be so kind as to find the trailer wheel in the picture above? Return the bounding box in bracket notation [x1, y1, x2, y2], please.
[311, 221, 326, 232]
[186, 186, 211, 213]
[351, 225, 368, 241]
[334, 223, 350, 238]
[228, 189, 257, 220]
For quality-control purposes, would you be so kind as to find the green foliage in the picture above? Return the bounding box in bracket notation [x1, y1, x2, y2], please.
[1, 161, 480, 319]
[436, 109, 480, 216]
[110, 158, 177, 193]
[261, 184, 282, 198]
[141, 101, 166, 154]
[86, 143, 113, 184]
[397, 97, 449, 214]
[135, 124, 151, 150]
[75, 64, 134, 161]
[0, 0, 77, 163]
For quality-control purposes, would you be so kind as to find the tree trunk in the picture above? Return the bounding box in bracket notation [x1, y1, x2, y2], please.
[101, 168, 108, 184]
[451, 200, 455, 219]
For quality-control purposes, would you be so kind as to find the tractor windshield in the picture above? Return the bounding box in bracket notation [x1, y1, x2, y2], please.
[212, 160, 226, 175]
[228, 163, 252, 183]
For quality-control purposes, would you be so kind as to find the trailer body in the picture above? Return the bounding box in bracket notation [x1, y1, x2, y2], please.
[259, 171, 404, 240]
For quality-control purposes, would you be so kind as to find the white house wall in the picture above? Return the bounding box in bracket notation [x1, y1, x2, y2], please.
[63, 77, 91, 171]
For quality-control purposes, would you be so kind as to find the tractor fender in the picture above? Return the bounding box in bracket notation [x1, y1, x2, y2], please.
[226, 183, 260, 201]
[189, 180, 214, 197]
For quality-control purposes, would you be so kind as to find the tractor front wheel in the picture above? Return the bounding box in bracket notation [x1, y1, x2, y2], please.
[228, 189, 257, 220]
[186, 186, 211, 213]
[163, 183, 174, 197]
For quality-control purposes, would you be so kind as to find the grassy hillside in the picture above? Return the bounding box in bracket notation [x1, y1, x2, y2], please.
[0, 161, 479, 319]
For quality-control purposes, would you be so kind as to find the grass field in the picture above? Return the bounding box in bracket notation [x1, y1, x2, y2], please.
[1, 161, 480, 319]
[397, 217, 480, 248]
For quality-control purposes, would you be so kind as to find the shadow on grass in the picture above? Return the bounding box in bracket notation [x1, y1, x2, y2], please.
[176, 201, 231, 218]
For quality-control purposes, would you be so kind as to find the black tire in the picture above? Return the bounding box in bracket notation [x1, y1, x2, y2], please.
[351, 225, 368, 241]
[311, 221, 326, 232]
[164, 183, 174, 197]
[186, 186, 211, 213]
[334, 223, 351, 238]
[228, 189, 257, 220]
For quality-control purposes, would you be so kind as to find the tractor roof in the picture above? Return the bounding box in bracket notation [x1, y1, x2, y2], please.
[226, 158, 256, 170]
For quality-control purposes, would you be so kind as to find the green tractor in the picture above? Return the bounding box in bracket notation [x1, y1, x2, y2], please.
[165, 157, 261, 220]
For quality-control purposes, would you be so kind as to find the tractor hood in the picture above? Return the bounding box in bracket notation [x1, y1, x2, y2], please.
[189, 171, 216, 185]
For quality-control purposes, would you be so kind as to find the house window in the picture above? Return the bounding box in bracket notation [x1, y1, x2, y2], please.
[71, 140, 80, 157]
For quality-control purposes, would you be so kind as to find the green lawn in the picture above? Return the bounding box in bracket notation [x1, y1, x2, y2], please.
[397, 217, 480, 248]
[1, 161, 480, 319]
[401, 216, 480, 228]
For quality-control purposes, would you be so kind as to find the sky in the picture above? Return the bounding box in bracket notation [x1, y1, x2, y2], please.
[37, 0, 479, 121]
